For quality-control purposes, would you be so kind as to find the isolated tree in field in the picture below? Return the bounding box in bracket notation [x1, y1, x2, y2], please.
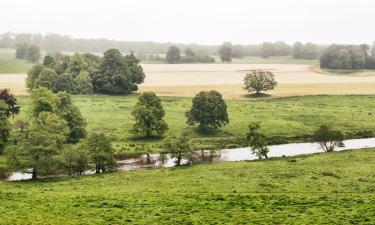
[243, 70, 278, 95]
[313, 125, 344, 152]
[27, 64, 46, 89]
[15, 43, 29, 60]
[163, 133, 193, 166]
[7, 112, 69, 179]
[219, 42, 233, 63]
[131, 92, 168, 137]
[0, 89, 20, 118]
[166, 46, 181, 63]
[246, 123, 269, 159]
[92, 49, 143, 94]
[25, 44, 41, 62]
[83, 133, 116, 174]
[124, 53, 145, 85]
[186, 90, 229, 132]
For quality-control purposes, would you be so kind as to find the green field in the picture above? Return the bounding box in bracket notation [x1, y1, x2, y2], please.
[12, 94, 375, 154]
[0, 48, 36, 73]
[1, 149, 375, 224]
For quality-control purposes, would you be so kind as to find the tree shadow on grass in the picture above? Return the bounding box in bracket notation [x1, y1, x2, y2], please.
[244, 93, 272, 98]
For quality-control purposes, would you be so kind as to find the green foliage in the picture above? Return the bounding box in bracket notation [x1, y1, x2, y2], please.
[313, 125, 344, 152]
[186, 90, 229, 132]
[15, 43, 29, 60]
[43, 55, 55, 68]
[7, 112, 69, 179]
[60, 145, 90, 175]
[83, 133, 117, 173]
[73, 71, 93, 94]
[92, 49, 142, 95]
[219, 42, 232, 63]
[0, 88, 20, 118]
[34, 68, 60, 92]
[26, 64, 45, 89]
[260, 41, 292, 58]
[0, 102, 11, 152]
[163, 133, 193, 166]
[243, 70, 278, 94]
[293, 42, 320, 59]
[24, 44, 41, 62]
[131, 92, 168, 137]
[166, 46, 181, 63]
[320, 44, 369, 70]
[246, 123, 269, 159]
[66, 53, 86, 78]
[123, 53, 145, 85]
[30, 88, 59, 116]
[366, 55, 375, 69]
[56, 92, 87, 143]
[1, 149, 375, 224]
[181, 48, 215, 63]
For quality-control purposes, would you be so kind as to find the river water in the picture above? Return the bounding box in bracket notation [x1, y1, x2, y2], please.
[6, 138, 375, 181]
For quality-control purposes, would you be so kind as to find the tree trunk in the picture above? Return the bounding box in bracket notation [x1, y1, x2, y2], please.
[177, 154, 181, 166]
[32, 169, 37, 180]
[146, 153, 151, 164]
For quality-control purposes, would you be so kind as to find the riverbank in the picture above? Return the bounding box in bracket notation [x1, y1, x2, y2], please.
[1, 148, 374, 224]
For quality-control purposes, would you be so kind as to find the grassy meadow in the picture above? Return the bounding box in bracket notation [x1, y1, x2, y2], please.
[12, 94, 375, 155]
[1, 148, 375, 224]
[0, 48, 36, 73]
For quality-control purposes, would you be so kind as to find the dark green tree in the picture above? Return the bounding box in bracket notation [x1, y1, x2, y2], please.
[243, 70, 278, 95]
[124, 53, 145, 85]
[25, 45, 41, 62]
[43, 55, 56, 68]
[92, 49, 140, 94]
[60, 146, 90, 175]
[0, 89, 20, 118]
[219, 42, 232, 63]
[66, 53, 86, 78]
[0, 102, 11, 152]
[186, 90, 229, 132]
[131, 92, 168, 137]
[163, 133, 193, 166]
[83, 133, 116, 174]
[166, 46, 181, 64]
[246, 123, 269, 159]
[34, 68, 60, 93]
[313, 125, 344, 152]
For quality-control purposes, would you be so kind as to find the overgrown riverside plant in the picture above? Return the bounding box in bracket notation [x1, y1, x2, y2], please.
[313, 125, 344, 152]
[131, 92, 168, 137]
[243, 70, 278, 96]
[185, 90, 229, 132]
[246, 122, 269, 159]
[163, 133, 193, 166]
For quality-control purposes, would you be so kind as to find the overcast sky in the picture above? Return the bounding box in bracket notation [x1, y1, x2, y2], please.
[0, 0, 374, 45]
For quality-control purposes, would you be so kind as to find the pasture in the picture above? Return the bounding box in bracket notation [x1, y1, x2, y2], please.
[13, 95, 375, 154]
[0, 48, 36, 73]
[1, 148, 374, 224]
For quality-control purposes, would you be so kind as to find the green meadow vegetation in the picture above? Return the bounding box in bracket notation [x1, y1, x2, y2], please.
[0, 149, 375, 224]
[13, 94, 375, 155]
[0, 48, 36, 73]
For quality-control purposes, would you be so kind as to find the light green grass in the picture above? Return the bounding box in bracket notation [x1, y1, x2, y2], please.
[0, 149, 375, 224]
[12, 95, 375, 154]
[0, 48, 36, 73]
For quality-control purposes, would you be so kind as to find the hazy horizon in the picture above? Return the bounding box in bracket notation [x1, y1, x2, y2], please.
[1, 0, 374, 45]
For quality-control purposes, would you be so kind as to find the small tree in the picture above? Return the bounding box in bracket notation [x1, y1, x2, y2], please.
[131, 92, 168, 137]
[25, 45, 41, 62]
[313, 125, 344, 152]
[43, 55, 56, 68]
[219, 42, 232, 63]
[0, 102, 11, 152]
[163, 133, 193, 166]
[61, 146, 90, 175]
[166, 46, 181, 64]
[84, 133, 116, 174]
[15, 43, 29, 60]
[186, 90, 229, 132]
[246, 123, 269, 159]
[7, 112, 69, 179]
[27, 64, 46, 89]
[243, 70, 278, 95]
[0, 89, 20, 118]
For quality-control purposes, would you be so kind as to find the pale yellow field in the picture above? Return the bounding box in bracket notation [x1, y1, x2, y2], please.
[1, 64, 375, 98]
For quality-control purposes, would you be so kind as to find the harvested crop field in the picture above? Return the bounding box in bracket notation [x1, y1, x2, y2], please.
[2, 64, 375, 98]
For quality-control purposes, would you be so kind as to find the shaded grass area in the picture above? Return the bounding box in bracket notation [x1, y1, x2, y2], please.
[0, 149, 375, 224]
[12, 95, 375, 154]
[0, 48, 35, 73]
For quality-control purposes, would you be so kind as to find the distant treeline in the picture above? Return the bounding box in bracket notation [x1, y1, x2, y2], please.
[1, 32, 326, 59]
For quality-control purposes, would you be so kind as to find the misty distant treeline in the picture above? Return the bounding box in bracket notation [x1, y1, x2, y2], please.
[0, 32, 327, 59]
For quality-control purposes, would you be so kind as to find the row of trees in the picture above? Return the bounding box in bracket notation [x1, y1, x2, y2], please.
[292, 42, 320, 59]
[320, 44, 375, 70]
[27, 49, 145, 95]
[15, 43, 41, 62]
[166, 46, 215, 64]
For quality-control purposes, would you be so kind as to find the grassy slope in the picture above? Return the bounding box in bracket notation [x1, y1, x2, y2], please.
[13, 95, 375, 154]
[0, 149, 375, 224]
[0, 48, 35, 73]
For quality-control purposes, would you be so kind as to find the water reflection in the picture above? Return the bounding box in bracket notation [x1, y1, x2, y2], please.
[5, 138, 375, 181]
